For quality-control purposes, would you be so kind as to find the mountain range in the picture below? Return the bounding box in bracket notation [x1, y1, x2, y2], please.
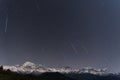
[3, 61, 109, 75]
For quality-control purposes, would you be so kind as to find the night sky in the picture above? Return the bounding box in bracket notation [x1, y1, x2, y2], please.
[0, 0, 120, 72]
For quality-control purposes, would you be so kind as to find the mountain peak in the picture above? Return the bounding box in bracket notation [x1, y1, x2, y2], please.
[23, 61, 36, 67]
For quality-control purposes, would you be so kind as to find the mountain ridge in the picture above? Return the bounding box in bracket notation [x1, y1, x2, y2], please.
[3, 61, 109, 75]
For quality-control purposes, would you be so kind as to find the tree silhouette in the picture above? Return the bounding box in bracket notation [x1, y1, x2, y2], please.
[0, 65, 3, 72]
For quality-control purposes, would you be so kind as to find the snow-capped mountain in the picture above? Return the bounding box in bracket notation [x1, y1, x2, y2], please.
[3, 61, 108, 75]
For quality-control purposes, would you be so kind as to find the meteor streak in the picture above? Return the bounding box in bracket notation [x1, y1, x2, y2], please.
[69, 41, 79, 55]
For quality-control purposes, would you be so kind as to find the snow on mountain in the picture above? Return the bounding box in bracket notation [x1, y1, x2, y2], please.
[22, 61, 36, 68]
[3, 61, 108, 75]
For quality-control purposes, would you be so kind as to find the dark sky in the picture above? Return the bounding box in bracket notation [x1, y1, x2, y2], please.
[0, 0, 120, 72]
